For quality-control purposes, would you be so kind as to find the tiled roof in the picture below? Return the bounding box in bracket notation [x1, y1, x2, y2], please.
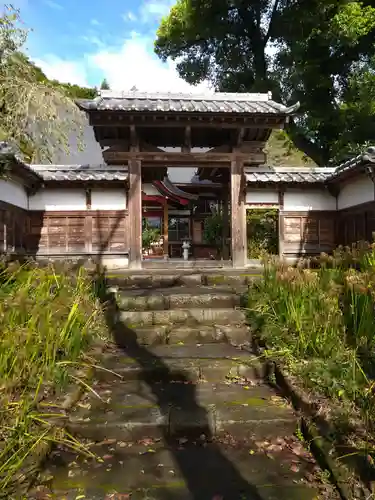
[0, 142, 42, 182]
[245, 167, 335, 184]
[30, 164, 128, 181]
[76, 90, 300, 115]
[332, 146, 375, 176]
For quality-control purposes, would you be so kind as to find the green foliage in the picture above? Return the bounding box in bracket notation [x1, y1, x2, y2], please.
[100, 78, 110, 90]
[246, 209, 278, 258]
[247, 244, 375, 444]
[0, 6, 97, 162]
[142, 218, 161, 252]
[0, 260, 105, 496]
[155, 0, 375, 165]
[203, 211, 223, 254]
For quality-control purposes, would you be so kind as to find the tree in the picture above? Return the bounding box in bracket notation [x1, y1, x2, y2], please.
[100, 78, 110, 90]
[155, 1, 375, 165]
[0, 6, 89, 162]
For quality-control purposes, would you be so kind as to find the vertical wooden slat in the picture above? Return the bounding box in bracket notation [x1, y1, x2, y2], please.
[86, 189, 92, 210]
[231, 153, 246, 267]
[85, 214, 92, 253]
[163, 202, 169, 259]
[278, 189, 285, 257]
[128, 159, 142, 268]
[222, 190, 230, 260]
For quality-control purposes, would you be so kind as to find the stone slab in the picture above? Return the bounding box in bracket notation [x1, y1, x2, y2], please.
[116, 289, 241, 312]
[42, 439, 323, 500]
[120, 307, 245, 327]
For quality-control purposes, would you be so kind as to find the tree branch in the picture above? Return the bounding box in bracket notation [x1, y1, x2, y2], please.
[265, 0, 281, 44]
[286, 118, 327, 167]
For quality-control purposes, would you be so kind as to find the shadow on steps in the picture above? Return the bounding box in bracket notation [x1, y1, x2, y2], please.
[94, 270, 264, 500]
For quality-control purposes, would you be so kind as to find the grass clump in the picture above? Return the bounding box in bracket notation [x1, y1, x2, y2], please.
[0, 260, 106, 497]
[247, 243, 375, 442]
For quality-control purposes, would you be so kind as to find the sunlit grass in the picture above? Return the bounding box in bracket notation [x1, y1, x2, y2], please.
[246, 243, 375, 444]
[0, 260, 106, 496]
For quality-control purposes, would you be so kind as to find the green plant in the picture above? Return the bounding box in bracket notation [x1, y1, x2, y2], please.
[203, 211, 224, 257]
[246, 209, 278, 259]
[0, 260, 106, 496]
[246, 247, 375, 419]
[142, 218, 161, 252]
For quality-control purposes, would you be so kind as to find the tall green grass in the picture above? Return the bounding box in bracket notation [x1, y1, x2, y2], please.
[247, 244, 375, 436]
[0, 260, 106, 497]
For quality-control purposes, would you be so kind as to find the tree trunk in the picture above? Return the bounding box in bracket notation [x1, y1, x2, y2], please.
[286, 118, 328, 167]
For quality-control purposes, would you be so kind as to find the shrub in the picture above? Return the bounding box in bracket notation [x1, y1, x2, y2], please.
[246, 209, 278, 258]
[246, 246, 375, 428]
[0, 260, 106, 495]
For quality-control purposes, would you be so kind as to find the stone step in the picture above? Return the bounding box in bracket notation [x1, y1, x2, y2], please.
[66, 384, 297, 443]
[42, 438, 321, 500]
[94, 343, 262, 382]
[115, 286, 246, 311]
[130, 323, 250, 346]
[120, 307, 245, 327]
[71, 382, 292, 420]
[105, 271, 261, 289]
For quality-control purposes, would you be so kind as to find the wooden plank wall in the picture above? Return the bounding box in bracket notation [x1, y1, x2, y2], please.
[28, 210, 129, 254]
[337, 201, 375, 246]
[0, 202, 28, 252]
[280, 211, 336, 255]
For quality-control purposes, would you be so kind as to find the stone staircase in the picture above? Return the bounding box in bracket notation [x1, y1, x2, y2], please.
[38, 271, 333, 500]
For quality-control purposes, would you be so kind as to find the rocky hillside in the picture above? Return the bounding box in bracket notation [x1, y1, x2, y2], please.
[265, 130, 317, 168]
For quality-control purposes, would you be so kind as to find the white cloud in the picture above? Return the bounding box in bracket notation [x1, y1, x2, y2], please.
[81, 34, 105, 49]
[32, 31, 211, 94]
[89, 34, 211, 93]
[90, 18, 101, 26]
[33, 55, 89, 87]
[123, 11, 137, 22]
[140, 0, 174, 23]
[43, 0, 63, 10]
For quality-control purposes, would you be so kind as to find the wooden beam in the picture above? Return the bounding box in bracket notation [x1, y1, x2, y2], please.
[231, 153, 246, 267]
[130, 125, 138, 149]
[89, 111, 286, 128]
[182, 126, 191, 153]
[222, 190, 230, 260]
[278, 189, 285, 258]
[102, 151, 266, 165]
[128, 139, 142, 268]
[237, 127, 245, 147]
[89, 115, 285, 129]
[163, 202, 169, 260]
[85, 188, 92, 209]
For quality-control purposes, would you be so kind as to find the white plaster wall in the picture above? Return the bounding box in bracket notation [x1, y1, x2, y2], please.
[91, 189, 126, 210]
[338, 175, 374, 210]
[0, 179, 28, 209]
[29, 189, 86, 211]
[142, 183, 160, 196]
[284, 188, 336, 211]
[246, 188, 279, 205]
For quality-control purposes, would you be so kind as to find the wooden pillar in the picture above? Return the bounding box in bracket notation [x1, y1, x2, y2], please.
[222, 190, 230, 260]
[163, 201, 169, 260]
[230, 154, 246, 268]
[278, 189, 285, 258]
[128, 158, 142, 269]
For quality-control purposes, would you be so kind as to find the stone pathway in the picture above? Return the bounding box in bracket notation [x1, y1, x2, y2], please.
[33, 272, 338, 499]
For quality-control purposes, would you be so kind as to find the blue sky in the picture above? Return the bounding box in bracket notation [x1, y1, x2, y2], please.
[10, 0, 210, 92]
